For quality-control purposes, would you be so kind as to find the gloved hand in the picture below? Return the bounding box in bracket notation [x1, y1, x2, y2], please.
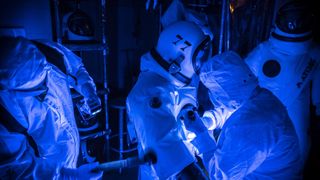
[182, 109, 217, 154]
[61, 162, 103, 180]
[202, 111, 217, 130]
[179, 106, 207, 135]
[79, 82, 101, 116]
[84, 94, 101, 115]
[77, 94, 101, 120]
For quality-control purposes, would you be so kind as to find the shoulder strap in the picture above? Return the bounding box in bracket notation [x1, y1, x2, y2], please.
[31, 40, 79, 85]
[0, 104, 26, 133]
[0, 104, 40, 157]
[31, 40, 67, 74]
[150, 48, 191, 85]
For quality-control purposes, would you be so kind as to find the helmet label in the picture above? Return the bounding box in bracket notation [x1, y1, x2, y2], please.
[172, 34, 192, 51]
[296, 58, 316, 88]
[173, 34, 183, 45]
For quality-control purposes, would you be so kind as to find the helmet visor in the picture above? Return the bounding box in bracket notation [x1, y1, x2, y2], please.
[192, 35, 211, 74]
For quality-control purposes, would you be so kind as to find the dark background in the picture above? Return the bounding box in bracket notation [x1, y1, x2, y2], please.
[1, 0, 319, 179]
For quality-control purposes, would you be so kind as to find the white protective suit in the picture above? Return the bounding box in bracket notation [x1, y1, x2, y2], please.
[0, 37, 98, 179]
[245, 28, 320, 162]
[188, 51, 302, 179]
[126, 52, 198, 179]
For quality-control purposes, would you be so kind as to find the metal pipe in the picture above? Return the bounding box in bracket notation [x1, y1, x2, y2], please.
[94, 156, 141, 172]
[53, 0, 62, 43]
[100, 0, 110, 162]
[93, 151, 157, 172]
[101, 0, 108, 130]
[218, 0, 227, 54]
[226, 0, 231, 51]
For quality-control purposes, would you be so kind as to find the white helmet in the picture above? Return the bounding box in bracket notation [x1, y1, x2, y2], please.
[62, 10, 95, 41]
[151, 21, 210, 84]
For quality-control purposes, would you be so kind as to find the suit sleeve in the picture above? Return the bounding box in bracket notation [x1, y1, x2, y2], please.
[201, 123, 272, 179]
[126, 79, 195, 179]
[41, 41, 98, 99]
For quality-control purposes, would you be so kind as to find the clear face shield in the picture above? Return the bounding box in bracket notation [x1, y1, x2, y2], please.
[192, 35, 211, 74]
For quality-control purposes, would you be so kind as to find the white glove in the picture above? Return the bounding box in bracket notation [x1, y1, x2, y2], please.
[202, 110, 217, 130]
[61, 162, 103, 180]
[84, 94, 101, 115]
[182, 110, 217, 154]
[181, 108, 207, 135]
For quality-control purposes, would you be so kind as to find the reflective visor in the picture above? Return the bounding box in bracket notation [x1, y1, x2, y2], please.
[192, 35, 211, 74]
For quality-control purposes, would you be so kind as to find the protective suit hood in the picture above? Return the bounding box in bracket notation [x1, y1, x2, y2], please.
[200, 51, 258, 110]
[0, 37, 48, 90]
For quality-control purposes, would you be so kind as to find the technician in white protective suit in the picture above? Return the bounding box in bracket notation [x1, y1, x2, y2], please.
[245, 0, 320, 163]
[0, 36, 102, 179]
[182, 51, 303, 179]
[126, 21, 211, 179]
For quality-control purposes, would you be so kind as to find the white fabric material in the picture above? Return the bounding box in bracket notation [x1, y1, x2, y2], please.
[201, 111, 217, 130]
[0, 37, 96, 178]
[200, 88, 302, 179]
[0, 39, 47, 90]
[245, 36, 320, 162]
[34, 40, 98, 100]
[161, 0, 214, 40]
[126, 52, 198, 179]
[197, 51, 302, 179]
[202, 108, 233, 130]
[200, 51, 257, 127]
[199, 52, 257, 130]
[161, 0, 186, 28]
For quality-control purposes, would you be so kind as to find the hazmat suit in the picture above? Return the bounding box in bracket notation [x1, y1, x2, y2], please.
[0, 36, 102, 179]
[245, 0, 320, 163]
[126, 21, 210, 179]
[183, 51, 303, 179]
